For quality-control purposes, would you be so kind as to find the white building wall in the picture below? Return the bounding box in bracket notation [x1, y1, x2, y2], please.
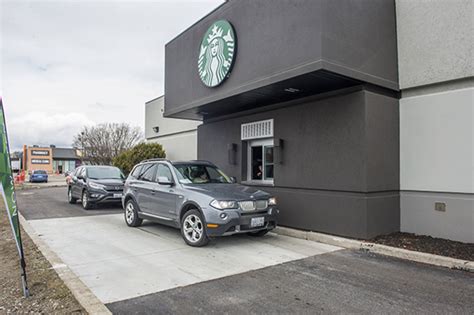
[147, 131, 198, 161]
[145, 96, 201, 160]
[400, 88, 474, 193]
[397, 0, 474, 243]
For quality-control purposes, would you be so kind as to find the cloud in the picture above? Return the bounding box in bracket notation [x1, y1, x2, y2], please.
[7, 111, 95, 151]
[1, 0, 223, 150]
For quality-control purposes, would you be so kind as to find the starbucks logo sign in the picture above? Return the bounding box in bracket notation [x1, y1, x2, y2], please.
[198, 20, 236, 87]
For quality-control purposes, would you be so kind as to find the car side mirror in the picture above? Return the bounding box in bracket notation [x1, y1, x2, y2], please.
[157, 176, 173, 186]
[230, 176, 237, 183]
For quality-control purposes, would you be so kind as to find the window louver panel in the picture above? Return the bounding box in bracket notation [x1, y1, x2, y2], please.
[241, 119, 273, 140]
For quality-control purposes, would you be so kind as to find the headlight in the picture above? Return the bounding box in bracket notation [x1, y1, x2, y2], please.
[89, 182, 106, 190]
[210, 200, 238, 210]
[268, 197, 277, 206]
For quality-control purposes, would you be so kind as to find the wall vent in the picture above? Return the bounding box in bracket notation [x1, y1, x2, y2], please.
[241, 119, 273, 140]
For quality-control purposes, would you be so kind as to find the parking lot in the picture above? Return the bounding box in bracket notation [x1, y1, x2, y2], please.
[18, 187, 474, 314]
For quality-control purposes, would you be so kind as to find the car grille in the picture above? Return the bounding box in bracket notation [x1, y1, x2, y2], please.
[105, 185, 123, 191]
[255, 200, 268, 210]
[239, 200, 268, 211]
[239, 201, 256, 211]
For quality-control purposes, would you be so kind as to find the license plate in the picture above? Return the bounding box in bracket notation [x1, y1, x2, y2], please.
[250, 217, 265, 228]
[113, 193, 122, 198]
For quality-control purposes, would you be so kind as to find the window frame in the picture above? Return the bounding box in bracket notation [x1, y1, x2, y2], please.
[246, 138, 274, 185]
[155, 163, 174, 185]
[138, 163, 157, 182]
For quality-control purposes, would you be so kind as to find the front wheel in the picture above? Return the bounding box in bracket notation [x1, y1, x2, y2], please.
[82, 190, 92, 210]
[68, 188, 77, 204]
[124, 199, 142, 227]
[181, 209, 209, 247]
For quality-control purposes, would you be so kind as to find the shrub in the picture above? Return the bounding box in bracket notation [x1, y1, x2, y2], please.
[113, 142, 166, 174]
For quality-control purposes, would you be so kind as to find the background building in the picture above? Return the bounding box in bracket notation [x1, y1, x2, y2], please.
[51, 147, 82, 174]
[145, 96, 201, 160]
[25, 145, 81, 174]
[397, 0, 473, 243]
[10, 152, 20, 172]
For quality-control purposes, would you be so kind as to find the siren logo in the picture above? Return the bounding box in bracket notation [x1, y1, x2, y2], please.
[198, 20, 236, 87]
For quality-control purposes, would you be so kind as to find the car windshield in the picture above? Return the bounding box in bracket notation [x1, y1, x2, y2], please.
[87, 167, 124, 180]
[34, 170, 47, 175]
[173, 164, 231, 184]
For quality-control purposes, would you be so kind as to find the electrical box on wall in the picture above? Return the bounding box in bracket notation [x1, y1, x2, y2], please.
[434, 202, 446, 212]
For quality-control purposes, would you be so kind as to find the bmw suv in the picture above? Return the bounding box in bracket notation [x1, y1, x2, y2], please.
[122, 159, 278, 247]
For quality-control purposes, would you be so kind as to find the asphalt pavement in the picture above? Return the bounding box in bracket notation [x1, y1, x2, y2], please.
[108, 250, 474, 314]
[17, 187, 474, 314]
[17, 187, 122, 220]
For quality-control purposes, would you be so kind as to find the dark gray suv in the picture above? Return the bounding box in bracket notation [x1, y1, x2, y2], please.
[122, 159, 278, 247]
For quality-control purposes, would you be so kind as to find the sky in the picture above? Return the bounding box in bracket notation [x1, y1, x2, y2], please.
[0, 0, 223, 151]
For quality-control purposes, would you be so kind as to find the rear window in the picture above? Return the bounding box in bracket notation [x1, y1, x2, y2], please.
[138, 164, 157, 182]
[34, 170, 47, 174]
[130, 165, 143, 179]
[87, 167, 124, 180]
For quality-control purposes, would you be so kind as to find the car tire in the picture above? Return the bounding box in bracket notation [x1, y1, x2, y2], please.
[181, 209, 209, 247]
[247, 229, 270, 237]
[82, 190, 92, 210]
[68, 188, 77, 204]
[124, 199, 142, 227]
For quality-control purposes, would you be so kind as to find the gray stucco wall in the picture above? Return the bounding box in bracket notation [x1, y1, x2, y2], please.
[198, 88, 400, 238]
[396, 0, 473, 89]
[165, 0, 398, 116]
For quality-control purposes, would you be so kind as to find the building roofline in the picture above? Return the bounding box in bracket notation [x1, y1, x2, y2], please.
[145, 95, 164, 105]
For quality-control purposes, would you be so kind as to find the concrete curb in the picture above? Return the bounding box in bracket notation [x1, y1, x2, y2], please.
[15, 184, 67, 190]
[19, 214, 112, 315]
[274, 226, 474, 272]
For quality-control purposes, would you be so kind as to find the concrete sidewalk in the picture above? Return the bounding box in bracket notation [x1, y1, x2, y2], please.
[27, 213, 341, 304]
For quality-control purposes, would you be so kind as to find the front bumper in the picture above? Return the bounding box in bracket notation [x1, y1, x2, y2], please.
[205, 206, 279, 237]
[87, 188, 123, 204]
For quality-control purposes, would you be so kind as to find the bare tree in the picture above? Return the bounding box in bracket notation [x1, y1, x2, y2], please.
[73, 123, 142, 165]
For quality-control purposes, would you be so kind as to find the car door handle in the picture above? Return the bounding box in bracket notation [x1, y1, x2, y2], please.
[151, 190, 157, 195]
[168, 189, 174, 193]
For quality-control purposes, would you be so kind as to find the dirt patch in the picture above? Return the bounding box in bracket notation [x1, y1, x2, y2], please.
[0, 207, 86, 314]
[371, 232, 474, 261]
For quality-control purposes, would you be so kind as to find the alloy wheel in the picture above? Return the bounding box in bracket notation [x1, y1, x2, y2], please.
[82, 191, 88, 208]
[125, 202, 135, 225]
[183, 214, 204, 243]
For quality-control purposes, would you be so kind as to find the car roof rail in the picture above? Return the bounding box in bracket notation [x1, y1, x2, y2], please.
[172, 159, 216, 166]
[140, 158, 170, 163]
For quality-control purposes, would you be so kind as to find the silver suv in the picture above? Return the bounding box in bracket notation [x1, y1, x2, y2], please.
[122, 159, 278, 247]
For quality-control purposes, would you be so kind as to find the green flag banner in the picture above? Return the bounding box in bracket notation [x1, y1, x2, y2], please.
[0, 96, 29, 297]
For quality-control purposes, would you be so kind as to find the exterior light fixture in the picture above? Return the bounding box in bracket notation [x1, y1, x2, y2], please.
[152, 126, 159, 133]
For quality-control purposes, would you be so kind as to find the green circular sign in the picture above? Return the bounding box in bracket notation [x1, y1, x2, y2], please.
[198, 20, 236, 87]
